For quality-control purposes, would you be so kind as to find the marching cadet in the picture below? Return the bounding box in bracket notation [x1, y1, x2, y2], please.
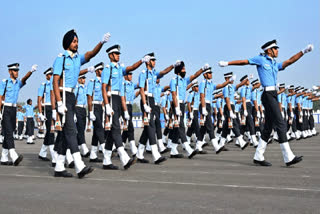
[239, 75, 259, 147]
[219, 72, 248, 150]
[153, 78, 170, 154]
[218, 39, 313, 166]
[277, 83, 290, 140]
[87, 62, 105, 163]
[198, 68, 230, 153]
[286, 85, 297, 140]
[52, 29, 110, 178]
[161, 89, 173, 148]
[136, 52, 174, 164]
[169, 61, 208, 159]
[186, 80, 200, 147]
[16, 107, 25, 140]
[101, 44, 149, 170]
[74, 74, 90, 157]
[251, 79, 262, 141]
[0, 63, 38, 166]
[121, 71, 139, 157]
[37, 68, 56, 162]
[309, 89, 320, 135]
[215, 92, 225, 141]
[294, 87, 305, 140]
[22, 99, 37, 144]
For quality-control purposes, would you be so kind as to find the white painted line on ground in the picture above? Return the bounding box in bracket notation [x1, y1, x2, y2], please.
[0, 173, 319, 193]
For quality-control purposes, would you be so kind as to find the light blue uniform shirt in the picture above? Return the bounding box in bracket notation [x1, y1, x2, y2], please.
[154, 84, 164, 104]
[257, 90, 262, 105]
[17, 111, 25, 121]
[302, 96, 308, 108]
[86, 77, 103, 102]
[235, 103, 241, 113]
[287, 95, 296, 108]
[248, 54, 284, 87]
[187, 91, 200, 109]
[74, 83, 87, 105]
[240, 85, 252, 100]
[212, 100, 217, 109]
[199, 80, 217, 103]
[120, 80, 138, 103]
[223, 84, 236, 104]
[216, 97, 224, 109]
[161, 94, 171, 110]
[251, 88, 258, 105]
[102, 63, 127, 92]
[53, 51, 87, 89]
[170, 75, 191, 101]
[38, 80, 51, 104]
[295, 96, 302, 107]
[0, 78, 24, 104]
[138, 69, 161, 94]
[23, 105, 34, 117]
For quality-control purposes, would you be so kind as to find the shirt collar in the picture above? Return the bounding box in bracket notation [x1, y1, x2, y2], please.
[10, 78, 17, 84]
[96, 76, 101, 82]
[111, 62, 119, 68]
[64, 50, 78, 58]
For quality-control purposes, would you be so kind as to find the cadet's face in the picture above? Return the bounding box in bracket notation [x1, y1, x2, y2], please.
[128, 74, 132, 81]
[46, 74, 52, 80]
[257, 83, 261, 88]
[194, 86, 199, 92]
[110, 53, 120, 62]
[9, 70, 19, 79]
[96, 69, 102, 77]
[246, 79, 250, 85]
[79, 78, 85, 84]
[156, 79, 160, 84]
[150, 59, 156, 67]
[69, 36, 78, 52]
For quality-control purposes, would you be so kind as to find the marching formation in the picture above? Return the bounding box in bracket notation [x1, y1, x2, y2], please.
[0, 30, 319, 179]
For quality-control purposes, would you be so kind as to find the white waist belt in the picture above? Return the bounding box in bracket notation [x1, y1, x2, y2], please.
[4, 103, 17, 107]
[193, 108, 199, 110]
[155, 102, 160, 106]
[76, 104, 86, 108]
[27, 117, 33, 118]
[44, 103, 51, 106]
[111, 91, 120, 95]
[59, 87, 74, 93]
[205, 100, 210, 104]
[147, 93, 153, 97]
[246, 100, 251, 103]
[126, 101, 132, 104]
[178, 100, 184, 104]
[264, 86, 276, 91]
[92, 101, 102, 105]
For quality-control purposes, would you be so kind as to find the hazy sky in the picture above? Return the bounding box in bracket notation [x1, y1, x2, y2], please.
[0, 0, 319, 104]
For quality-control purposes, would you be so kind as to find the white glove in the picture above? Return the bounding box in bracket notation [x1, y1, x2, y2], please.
[202, 107, 208, 116]
[101, 32, 111, 44]
[31, 64, 38, 72]
[302, 44, 314, 54]
[201, 63, 210, 71]
[142, 55, 151, 63]
[189, 113, 194, 120]
[290, 111, 294, 118]
[262, 112, 265, 118]
[89, 111, 96, 121]
[175, 107, 181, 116]
[221, 115, 225, 121]
[39, 113, 46, 121]
[230, 74, 237, 82]
[230, 111, 236, 119]
[124, 111, 130, 120]
[87, 66, 95, 73]
[173, 60, 181, 67]
[165, 91, 170, 96]
[249, 74, 254, 79]
[143, 104, 151, 113]
[317, 92, 320, 97]
[57, 101, 67, 115]
[307, 111, 310, 117]
[312, 86, 318, 90]
[0, 113, 2, 120]
[218, 61, 228, 67]
[257, 111, 261, 118]
[165, 114, 169, 121]
[281, 111, 284, 119]
[244, 110, 248, 117]
[74, 114, 77, 123]
[300, 111, 303, 117]
[52, 110, 57, 121]
[105, 104, 113, 116]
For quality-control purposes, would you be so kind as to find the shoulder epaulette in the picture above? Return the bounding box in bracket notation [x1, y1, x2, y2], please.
[57, 53, 63, 57]
[2, 79, 7, 82]
[105, 64, 110, 68]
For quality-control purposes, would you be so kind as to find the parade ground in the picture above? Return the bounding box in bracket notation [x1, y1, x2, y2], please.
[0, 127, 319, 214]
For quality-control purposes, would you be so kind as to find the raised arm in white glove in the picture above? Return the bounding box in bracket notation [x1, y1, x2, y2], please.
[31, 64, 38, 73]
[142, 55, 151, 63]
[302, 44, 314, 54]
[173, 60, 181, 67]
[218, 61, 228, 67]
[101, 32, 111, 44]
[201, 63, 210, 71]
[87, 66, 95, 73]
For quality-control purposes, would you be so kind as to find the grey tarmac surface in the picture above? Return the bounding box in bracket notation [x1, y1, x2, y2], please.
[0, 127, 319, 214]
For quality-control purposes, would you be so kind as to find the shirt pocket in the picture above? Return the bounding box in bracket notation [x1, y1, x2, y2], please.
[263, 64, 272, 70]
